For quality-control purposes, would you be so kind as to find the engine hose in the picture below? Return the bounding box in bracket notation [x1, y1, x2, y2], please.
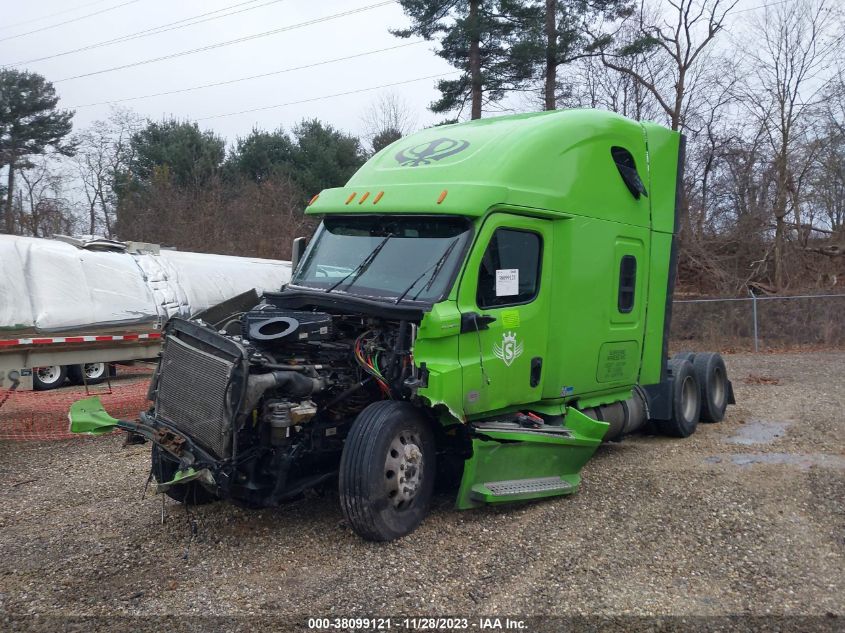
[239, 370, 325, 415]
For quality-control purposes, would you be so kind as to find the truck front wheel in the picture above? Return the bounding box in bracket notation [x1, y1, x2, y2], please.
[339, 401, 436, 541]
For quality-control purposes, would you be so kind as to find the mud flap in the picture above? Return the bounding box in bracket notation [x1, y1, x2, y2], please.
[455, 408, 608, 509]
[68, 396, 121, 435]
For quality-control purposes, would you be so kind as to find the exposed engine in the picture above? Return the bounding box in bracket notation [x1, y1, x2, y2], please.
[147, 300, 418, 507]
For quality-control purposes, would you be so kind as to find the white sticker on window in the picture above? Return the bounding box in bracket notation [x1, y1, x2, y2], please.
[495, 268, 519, 296]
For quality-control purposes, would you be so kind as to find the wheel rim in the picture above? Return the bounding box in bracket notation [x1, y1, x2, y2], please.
[384, 430, 424, 510]
[83, 362, 106, 379]
[36, 366, 62, 384]
[711, 367, 726, 409]
[681, 375, 698, 421]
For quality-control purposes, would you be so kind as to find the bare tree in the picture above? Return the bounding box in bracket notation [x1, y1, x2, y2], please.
[16, 158, 77, 237]
[589, 0, 739, 131]
[74, 107, 142, 237]
[736, 0, 844, 288]
[361, 92, 417, 154]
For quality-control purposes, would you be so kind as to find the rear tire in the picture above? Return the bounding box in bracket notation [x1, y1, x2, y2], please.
[151, 444, 218, 505]
[68, 362, 108, 386]
[33, 365, 67, 391]
[339, 401, 435, 541]
[672, 351, 696, 364]
[693, 352, 729, 423]
[658, 359, 701, 438]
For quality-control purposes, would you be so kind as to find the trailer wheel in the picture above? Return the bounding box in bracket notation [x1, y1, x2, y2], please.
[658, 359, 701, 438]
[151, 445, 218, 505]
[68, 362, 109, 386]
[693, 352, 729, 423]
[33, 365, 67, 391]
[339, 401, 435, 541]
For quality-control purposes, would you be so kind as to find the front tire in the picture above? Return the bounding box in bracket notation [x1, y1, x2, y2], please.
[339, 401, 435, 541]
[151, 444, 218, 505]
[33, 365, 67, 391]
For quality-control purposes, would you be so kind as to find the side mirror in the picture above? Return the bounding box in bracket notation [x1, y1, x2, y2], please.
[291, 236, 307, 270]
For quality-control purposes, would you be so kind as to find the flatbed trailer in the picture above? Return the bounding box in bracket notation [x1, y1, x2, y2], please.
[0, 234, 291, 390]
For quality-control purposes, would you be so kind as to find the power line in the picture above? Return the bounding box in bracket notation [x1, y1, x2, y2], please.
[7, 0, 283, 68]
[196, 72, 458, 121]
[0, 0, 112, 32]
[54, 1, 395, 83]
[69, 41, 426, 108]
[0, 0, 142, 44]
[733, 0, 791, 14]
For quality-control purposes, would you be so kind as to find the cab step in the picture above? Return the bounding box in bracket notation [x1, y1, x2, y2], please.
[470, 474, 579, 504]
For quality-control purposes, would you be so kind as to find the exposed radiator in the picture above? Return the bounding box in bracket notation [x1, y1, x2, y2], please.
[156, 334, 235, 458]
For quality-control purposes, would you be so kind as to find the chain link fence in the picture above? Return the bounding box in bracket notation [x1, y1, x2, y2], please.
[670, 293, 845, 352]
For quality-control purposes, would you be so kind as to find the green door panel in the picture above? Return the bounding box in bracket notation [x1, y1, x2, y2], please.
[457, 213, 553, 416]
[596, 340, 640, 383]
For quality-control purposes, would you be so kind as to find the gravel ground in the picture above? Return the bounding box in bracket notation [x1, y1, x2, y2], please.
[0, 351, 843, 628]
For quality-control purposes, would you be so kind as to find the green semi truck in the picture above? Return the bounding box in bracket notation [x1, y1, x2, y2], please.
[71, 109, 734, 541]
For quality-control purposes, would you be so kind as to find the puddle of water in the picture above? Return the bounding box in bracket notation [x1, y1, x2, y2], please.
[725, 419, 791, 445]
[704, 452, 845, 470]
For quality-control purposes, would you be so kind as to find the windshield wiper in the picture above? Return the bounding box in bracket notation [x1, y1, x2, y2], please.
[394, 237, 460, 304]
[325, 233, 393, 294]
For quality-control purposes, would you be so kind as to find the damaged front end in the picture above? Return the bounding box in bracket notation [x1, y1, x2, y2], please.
[72, 299, 423, 507]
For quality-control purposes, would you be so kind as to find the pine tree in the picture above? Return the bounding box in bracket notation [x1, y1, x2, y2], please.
[0, 69, 74, 234]
[393, 1, 538, 119]
[523, 0, 633, 110]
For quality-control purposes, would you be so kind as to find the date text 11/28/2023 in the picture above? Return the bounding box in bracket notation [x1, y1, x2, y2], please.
[307, 617, 528, 630]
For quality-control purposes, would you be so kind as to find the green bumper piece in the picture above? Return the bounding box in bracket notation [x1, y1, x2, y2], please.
[155, 467, 216, 493]
[68, 397, 122, 435]
[456, 407, 608, 509]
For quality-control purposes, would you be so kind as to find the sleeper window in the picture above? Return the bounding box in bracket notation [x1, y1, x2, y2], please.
[477, 229, 542, 308]
[618, 255, 637, 313]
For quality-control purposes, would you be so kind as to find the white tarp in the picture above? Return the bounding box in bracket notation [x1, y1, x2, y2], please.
[0, 235, 291, 334]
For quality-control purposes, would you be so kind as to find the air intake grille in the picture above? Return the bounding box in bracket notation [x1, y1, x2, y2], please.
[156, 335, 235, 458]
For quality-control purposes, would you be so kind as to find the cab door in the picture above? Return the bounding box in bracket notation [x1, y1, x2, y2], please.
[457, 213, 552, 416]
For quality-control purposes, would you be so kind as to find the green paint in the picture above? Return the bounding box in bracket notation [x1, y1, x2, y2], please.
[500, 309, 520, 328]
[68, 397, 121, 435]
[305, 109, 681, 508]
[456, 408, 608, 508]
[154, 467, 216, 493]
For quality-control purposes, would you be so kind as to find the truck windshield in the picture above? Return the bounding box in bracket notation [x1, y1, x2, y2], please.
[291, 216, 472, 303]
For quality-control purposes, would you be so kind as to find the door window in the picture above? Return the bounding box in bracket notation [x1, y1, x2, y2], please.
[476, 229, 542, 308]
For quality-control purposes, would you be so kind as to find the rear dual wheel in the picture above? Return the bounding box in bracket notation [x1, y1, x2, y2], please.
[33, 365, 67, 391]
[672, 352, 730, 423]
[658, 358, 701, 438]
[68, 362, 109, 386]
[339, 401, 435, 542]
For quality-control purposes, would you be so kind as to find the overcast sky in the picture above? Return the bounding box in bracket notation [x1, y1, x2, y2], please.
[2, 0, 768, 145]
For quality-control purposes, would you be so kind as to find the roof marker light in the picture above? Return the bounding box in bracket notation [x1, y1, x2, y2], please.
[358, 191, 370, 204]
[437, 190, 448, 204]
[345, 192, 357, 205]
[373, 191, 384, 204]
[308, 194, 319, 206]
